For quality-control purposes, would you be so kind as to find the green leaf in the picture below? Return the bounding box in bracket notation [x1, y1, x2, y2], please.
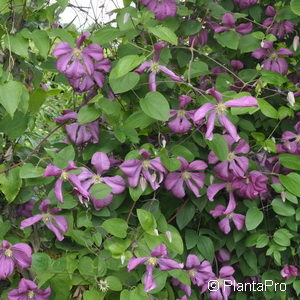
[256, 233, 269, 248]
[106, 275, 122, 291]
[98, 97, 121, 115]
[179, 20, 201, 36]
[137, 209, 157, 233]
[168, 269, 191, 286]
[83, 290, 105, 300]
[20, 163, 44, 178]
[53, 145, 75, 169]
[206, 134, 229, 162]
[291, 0, 300, 16]
[102, 218, 128, 238]
[185, 229, 199, 250]
[279, 173, 300, 197]
[148, 26, 178, 45]
[140, 91, 170, 121]
[238, 34, 260, 53]
[279, 154, 300, 170]
[215, 31, 239, 50]
[176, 202, 195, 230]
[293, 280, 300, 296]
[184, 61, 209, 79]
[0, 81, 28, 118]
[171, 144, 194, 162]
[260, 70, 287, 86]
[273, 229, 293, 247]
[78, 105, 101, 124]
[245, 207, 264, 231]
[90, 183, 112, 199]
[271, 198, 295, 216]
[110, 55, 144, 79]
[197, 236, 214, 262]
[125, 111, 155, 129]
[0, 111, 29, 139]
[165, 225, 183, 254]
[4, 33, 29, 57]
[0, 168, 22, 203]
[257, 99, 278, 119]
[29, 88, 47, 113]
[31, 30, 50, 58]
[110, 72, 140, 93]
[93, 27, 122, 45]
[78, 256, 95, 277]
[31, 253, 52, 272]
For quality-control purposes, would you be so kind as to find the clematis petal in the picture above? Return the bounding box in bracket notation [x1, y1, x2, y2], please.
[219, 217, 231, 234]
[224, 96, 258, 107]
[193, 103, 215, 123]
[0, 256, 14, 279]
[43, 165, 62, 177]
[102, 176, 126, 194]
[207, 183, 227, 201]
[20, 215, 43, 230]
[127, 257, 148, 271]
[222, 13, 235, 27]
[158, 258, 184, 270]
[218, 114, 240, 142]
[91, 152, 110, 175]
[11, 243, 32, 269]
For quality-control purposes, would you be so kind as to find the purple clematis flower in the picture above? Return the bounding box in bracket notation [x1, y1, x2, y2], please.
[216, 248, 231, 264]
[165, 156, 207, 198]
[263, 6, 294, 39]
[208, 135, 250, 178]
[252, 41, 293, 74]
[168, 95, 195, 134]
[16, 200, 35, 218]
[210, 203, 245, 234]
[233, 0, 258, 10]
[0, 241, 32, 279]
[52, 32, 110, 92]
[193, 89, 258, 141]
[232, 170, 268, 199]
[211, 13, 253, 34]
[141, 0, 177, 20]
[76, 152, 126, 210]
[201, 266, 236, 300]
[20, 199, 68, 241]
[231, 60, 244, 70]
[7, 278, 51, 300]
[44, 161, 89, 203]
[279, 121, 300, 154]
[189, 29, 208, 47]
[135, 42, 183, 91]
[127, 244, 183, 292]
[120, 149, 166, 191]
[281, 265, 298, 280]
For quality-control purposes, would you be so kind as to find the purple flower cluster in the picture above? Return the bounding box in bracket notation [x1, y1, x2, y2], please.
[141, 0, 177, 20]
[52, 32, 110, 92]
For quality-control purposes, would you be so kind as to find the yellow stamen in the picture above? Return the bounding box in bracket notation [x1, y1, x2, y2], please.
[188, 269, 197, 277]
[28, 291, 35, 299]
[181, 171, 191, 179]
[43, 213, 52, 223]
[93, 175, 103, 183]
[227, 152, 235, 161]
[148, 257, 158, 266]
[177, 110, 186, 118]
[142, 160, 151, 169]
[4, 249, 13, 257]
[60, 171, 69, 180]
[150, 62, 160, 73]
[216, 103, 227, 114]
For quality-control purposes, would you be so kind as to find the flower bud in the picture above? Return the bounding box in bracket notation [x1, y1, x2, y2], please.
[293, 36, 299, 51]
[165, 231, 172, 243]
[287, 91, 295, 106]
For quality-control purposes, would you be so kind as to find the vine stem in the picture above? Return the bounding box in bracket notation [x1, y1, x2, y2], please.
[0, 123, 66, 174]
[168, 198, 189, 223]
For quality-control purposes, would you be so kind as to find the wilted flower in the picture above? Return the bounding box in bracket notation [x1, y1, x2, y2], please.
[7, 279, 51, 300]
[77, 152, 126, 210]
[280, 265, 298, 280]
[0, 241, 32, 279]
[232, 170, 268, 199]
[252, 41, 293, 74]
[120, 149, 166, 191]
[193, 89, 258, 141]
[141, 0, 177, 20]
[201, 266, 236, 299]
[233, 0, 258, 10]
[165, 156, 207, 198]
[208, 135, 250, 178]
[20, 199, 68, 241]
[135, 42, 183, 91]
[211, 13, 253, 34]
[127, 244, 183, 292]
[263, 6, 294, 39]
[44, 161, 89, 203]
[210, 203, 245, 234]
[168, 95, 195, 134]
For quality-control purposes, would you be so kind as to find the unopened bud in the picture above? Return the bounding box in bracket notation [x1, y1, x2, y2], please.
[121, 255, 125, 264]
[281, 191, 286, 202]
[287, 91, 295, 106]
[293, 36, 299, 51]
[123, 13, 130, 24]
[154, 229, 159, 236]
[162, 138, 167, 148]
[165, 231, 172, 243]
[210, 175, 214, 185]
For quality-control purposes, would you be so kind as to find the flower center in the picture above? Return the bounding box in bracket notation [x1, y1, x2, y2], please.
[181, 171, 191, 179]
[177, 110, 186, 118]
[72, 48, 81, 59]
[296, 135, 300, 143]
[4, 249, 13, 257]
[43, 213, 52, 223]
[28, 291, 35, 299]
[60, 171, 69, 180]
[98, 280, 109, 292]
[148, 257, 158, 266]
[150, 62, 160, 73]
[245, 177, 250, 184]
[227, 152, 235, 161]
[216, 103, 227, 114]
[217, 278, 224, 287]
[227, 213, 234, 219]
[226, 182, 233, 191]
[188, 269, 197, 277]
[142, 160, 151, 169]
[93, 175, 103, 183]
[270, 52, 278, 60]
